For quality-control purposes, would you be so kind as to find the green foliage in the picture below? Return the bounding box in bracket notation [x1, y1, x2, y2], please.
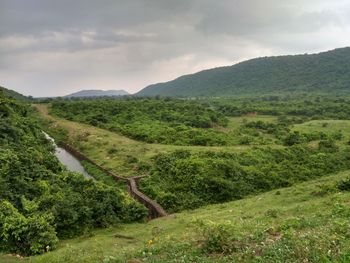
[0, 201, 58, 256]
[50, 98, 234, 146]
[140, 146, 350, 212]
[129, 200, 350, 263]
[337, 177, 350, 191]
[137, 47, 350, 97]
[214, 96, 350, 120]
[0, 94, 147, 255]
[318, 139, 338, 152]
[196, 220, 239, 255]
[0, 86, 30, 102]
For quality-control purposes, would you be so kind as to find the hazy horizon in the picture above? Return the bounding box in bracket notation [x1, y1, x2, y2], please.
[1, 0, 350, 97]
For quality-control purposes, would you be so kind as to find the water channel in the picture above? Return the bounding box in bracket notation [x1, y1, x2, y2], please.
[43, 132, 93, 179]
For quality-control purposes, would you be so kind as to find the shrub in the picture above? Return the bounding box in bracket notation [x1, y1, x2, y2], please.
[318, 139, 338, 153]
[196, 220, 240, 255]
[337, 177, 350, 191]
[0, 201, 58, 256]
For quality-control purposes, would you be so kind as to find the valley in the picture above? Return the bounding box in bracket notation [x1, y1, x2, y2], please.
[4, 96, 344, 262]
[1, 51, 350, 263]
[2, 2, 350, 262]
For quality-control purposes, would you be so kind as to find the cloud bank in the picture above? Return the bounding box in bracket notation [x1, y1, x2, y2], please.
[0, 0, 349, 96]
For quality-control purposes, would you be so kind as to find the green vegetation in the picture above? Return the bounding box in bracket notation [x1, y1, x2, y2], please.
[137, 47, 350, 97]
[0, 93, 147, 256]
[140, 146, 350, 212]
[44, 96, 350, 213]
[3, 87, 350, 262]
[213, 96, 350, 119]
[0, 86, 30, 101]
[2, 170, 350, 262]
[50, 96, 350, 147]
[33, 104, 252, 178]
[50, 98, 235, 146]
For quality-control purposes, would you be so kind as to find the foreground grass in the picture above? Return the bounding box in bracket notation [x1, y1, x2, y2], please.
[34, 104, 275, 177]
[2, 170, 350, 262]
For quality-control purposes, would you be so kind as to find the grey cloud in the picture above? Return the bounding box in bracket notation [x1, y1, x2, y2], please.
[0, 0, 349, 97]
[195, 0, 343, 37]
[0, 0, 192, 36]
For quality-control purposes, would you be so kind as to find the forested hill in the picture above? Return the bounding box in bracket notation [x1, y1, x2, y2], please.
[0, 86, 29, 101]
[137, 47, 350, 97]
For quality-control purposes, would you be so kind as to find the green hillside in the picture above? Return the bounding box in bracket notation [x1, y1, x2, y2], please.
[0, 86, 30, 101]
[2, 170, 350, 262]
[137, 47, 350, 97]
[0, 93, 146, 256]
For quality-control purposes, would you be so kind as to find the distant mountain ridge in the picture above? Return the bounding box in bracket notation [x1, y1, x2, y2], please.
[137, 47, 350, 97]
[65, 89, 129, 98]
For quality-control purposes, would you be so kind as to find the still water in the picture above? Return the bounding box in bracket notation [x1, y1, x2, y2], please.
[43, 132, 93, 179]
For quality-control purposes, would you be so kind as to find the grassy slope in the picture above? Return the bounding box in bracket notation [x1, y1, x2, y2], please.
[1, 169, 349, 262]
[293, 119, 350, 143]
[34, 104, 278, 177]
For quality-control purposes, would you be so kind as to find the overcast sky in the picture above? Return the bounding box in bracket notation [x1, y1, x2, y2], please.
[1, 0, 350, 97]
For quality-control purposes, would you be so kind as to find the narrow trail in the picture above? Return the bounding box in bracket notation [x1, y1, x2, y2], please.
[60, 143, 167, 219]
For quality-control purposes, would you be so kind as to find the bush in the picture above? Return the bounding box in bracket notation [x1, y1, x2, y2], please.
[337, 177, 350, 191]
[196, 220, 239, 255]
[318, 139, 338, 153]
[0, 201, 58, 256]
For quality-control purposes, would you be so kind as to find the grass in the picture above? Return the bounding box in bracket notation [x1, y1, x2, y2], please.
[293, 119, 350, 142]
[1, 169, 350, 262]
[293, 120, 350, 149]
[33, 104, 275, 177]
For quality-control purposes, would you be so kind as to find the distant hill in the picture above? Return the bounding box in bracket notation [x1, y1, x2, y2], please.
[137, 47, 350, 97]
[65, 89, 129, 98]
[0, 86, 29, 101]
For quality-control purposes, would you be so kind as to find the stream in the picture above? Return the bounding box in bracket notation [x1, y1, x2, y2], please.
[43, 132, 93, 179]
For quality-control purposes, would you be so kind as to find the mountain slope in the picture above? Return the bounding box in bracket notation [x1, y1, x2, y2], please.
[0, 86, 29, 101]
[65, 89, 129, 98]
[137, 47, 350, 97]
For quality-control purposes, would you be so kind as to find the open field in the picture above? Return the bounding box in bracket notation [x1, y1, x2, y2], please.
[2, 169, 350, 262]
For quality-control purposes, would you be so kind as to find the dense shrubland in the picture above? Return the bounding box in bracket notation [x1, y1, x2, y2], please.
[0, 94, 147, 255]
[139, 146, 350, 212]
[50, 97, 350, 147]
[214, 96, 350, 119]
[48, 96, 350, 213]
[50, 98, 234, 146]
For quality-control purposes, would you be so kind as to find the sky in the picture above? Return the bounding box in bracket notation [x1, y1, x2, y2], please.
[0, 0, 350, 97]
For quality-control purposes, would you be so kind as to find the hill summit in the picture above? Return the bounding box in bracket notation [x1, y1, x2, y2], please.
[65, 89, 129, 98]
